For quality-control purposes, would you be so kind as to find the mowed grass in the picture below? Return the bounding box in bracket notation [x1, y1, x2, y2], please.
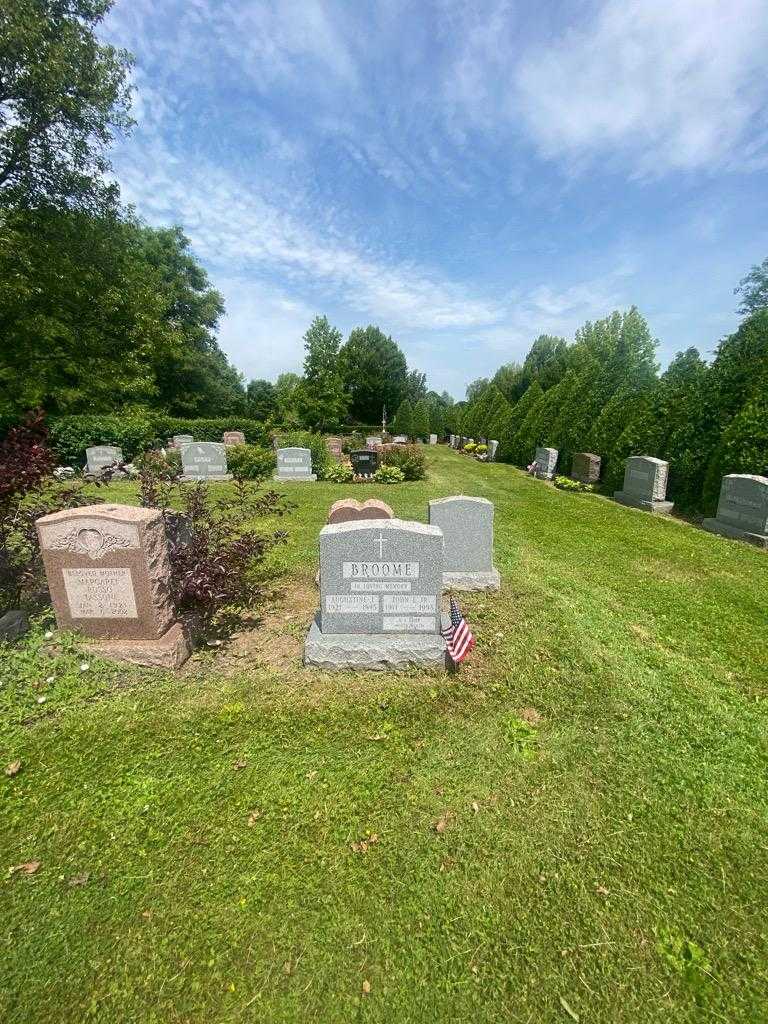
[2, 447, 767, 1023]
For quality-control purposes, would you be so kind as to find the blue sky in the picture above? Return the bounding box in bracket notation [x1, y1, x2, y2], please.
[102, 0, 768, 400]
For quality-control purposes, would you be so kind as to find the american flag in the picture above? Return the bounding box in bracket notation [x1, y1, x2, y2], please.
[442, 596, 476, 663]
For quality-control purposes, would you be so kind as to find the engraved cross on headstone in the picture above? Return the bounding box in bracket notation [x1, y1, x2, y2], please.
[373, 532, 388, 558]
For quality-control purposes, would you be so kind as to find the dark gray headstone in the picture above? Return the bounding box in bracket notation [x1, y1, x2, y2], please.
[703, 474, 768, 547]
[350, 449, 380, 476]
[180, 442, 232, 481]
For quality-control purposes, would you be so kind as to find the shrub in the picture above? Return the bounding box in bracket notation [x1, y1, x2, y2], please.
[475, 444, 488, 455]
[554, 475, 594, 494]
[155, 417, 270, 447]
[464, 442, 477, 453]
[381, 444, 426, 480]
[48, 415, 160, 465]
[373, 464, 405, 484]
[226, 444, 276, 480]
[137, 460, 291, 626]
[0, 413, 97, 614]
[323, 462, 354, 483]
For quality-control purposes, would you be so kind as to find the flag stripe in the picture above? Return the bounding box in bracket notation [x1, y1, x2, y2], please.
[441, 596, 475, 664]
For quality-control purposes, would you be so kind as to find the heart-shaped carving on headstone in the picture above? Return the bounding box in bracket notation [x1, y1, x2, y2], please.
[327, 498, 394, 525]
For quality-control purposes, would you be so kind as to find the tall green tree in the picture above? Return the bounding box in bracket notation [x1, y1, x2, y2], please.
[295, 315, 348, 431]
[339, 326, 408, 423]
[246, 379, 277, 420]
[404, 369, 427, 405]
[411, 397, 431, 439]
[735, 257, 768, 317]
[392, 399, 414, 439]
[273, 372, 302, 427]
[0, 0, 134, 212]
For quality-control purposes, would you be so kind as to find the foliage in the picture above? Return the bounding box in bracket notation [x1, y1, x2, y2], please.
[0, 0, 133, 213]
[225, 444, 276, 480]
[339, 326, 408, 423]
[341, 432, 367, 455]
[322, 461, 354, 483]
[246, 379, 277, 421]
[411, 398, 431, 439]
[382, 444, 426, 480]
[391, 399, 415, 439]
[0, 413, 94, 613]
[137, 461, 290, 624]
[404, 369, 427, 405]
[464, 442, 477, 453]
[554, 475, 594, 493]
[46, 415, 270, 465]
[273, 373, 303, 427]
[735, 256, 768, 317]
[475, 444, 488, 455]
[465, 378, 490, 403]
[373, 464, 405, 484]
[0, 210, 244, 420]
[294, 316, 348, 431]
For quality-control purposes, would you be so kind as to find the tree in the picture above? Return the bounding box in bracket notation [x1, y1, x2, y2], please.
[516, 335, 568, 396]
[735, 257, 768, 317]
[339, 326, 408, 423]
[465, 378, 490, 403]
[492, 362, 523, 402]
[392, 399, 414, 439]
[295, 315, 348, 431]
[404, 369, 427, 405]
[0, 0, 134, 212]
[498, 381, 542, 464]
[273, 372, 302, 426]
[134, 225, 244, 417]
[411, 398, 431, 439]
[246, 379, 277, 420]
[0, 207, 177, 416]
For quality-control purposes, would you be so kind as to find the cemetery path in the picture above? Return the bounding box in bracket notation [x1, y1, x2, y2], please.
[2, 446, 767, 1023]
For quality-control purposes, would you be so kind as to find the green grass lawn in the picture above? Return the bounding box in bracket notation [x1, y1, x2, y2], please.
[2, 447, 767, 1023]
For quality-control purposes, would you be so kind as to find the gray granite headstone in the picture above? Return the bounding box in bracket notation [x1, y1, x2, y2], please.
[534, 447, 558, 480]
[571, 452, 601, 484]
[488, 440, 499, 461]
[393, 435, 408, 444]
[180, 442, 232, 481]
[614, 456, 673, 514]
[305, 519, 446, 670]
[350, 449, 379, 476]
[429, 434, 437, 445]
[274, 447, 316, 482]
[366, 436, 382, 448]
[85, 445, 123, 475]
[173, 435, 193, 447]
[703, 474, 768, 548]
[428, 496, 500, 591]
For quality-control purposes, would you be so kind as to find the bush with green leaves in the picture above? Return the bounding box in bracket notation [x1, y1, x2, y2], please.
[341, 432, 367, 454]
[553, 475, 594, 493]
[373, 464, 405, 484]
[323, 461, 354, 483]
[155, 417, 270, 446]
[475, 443, 488, 455]
[281, 430, 331, 477]
[381, 444, 426, 480]
[464, 442, 477, 453]
[225, 444, 276, 480]
[48, 415, 161, 465]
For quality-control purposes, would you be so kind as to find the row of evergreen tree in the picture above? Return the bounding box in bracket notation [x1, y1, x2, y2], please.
[450, 300, 768, 515]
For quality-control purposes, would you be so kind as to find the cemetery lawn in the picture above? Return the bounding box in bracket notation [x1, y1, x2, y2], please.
[3, 446, 768, 1024]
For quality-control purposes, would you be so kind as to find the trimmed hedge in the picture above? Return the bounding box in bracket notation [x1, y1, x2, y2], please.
[47, 414, 270, 465]
[381, 444, 426, 481]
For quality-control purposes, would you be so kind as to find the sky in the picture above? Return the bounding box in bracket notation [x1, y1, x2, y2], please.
[101, 0, 768, 400]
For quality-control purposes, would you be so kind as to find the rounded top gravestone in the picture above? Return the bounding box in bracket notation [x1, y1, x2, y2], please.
[181, 442, 232, 481]
[328, 498, 394, 524]
[274, 447, 317, 481]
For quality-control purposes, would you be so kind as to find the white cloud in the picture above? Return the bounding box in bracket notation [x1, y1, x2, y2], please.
[513, 0, 768, 175]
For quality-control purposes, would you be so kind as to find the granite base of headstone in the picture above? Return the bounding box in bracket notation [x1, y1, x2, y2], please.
[35, 504, 192, 669]
[350, 449, 380, 477]
[304, 519, 447, 671]
[428, 496, 500, 591]
[614, 456, 674, 514]
[181, 442, 232, 481]
[571, 452, 601, 484]
[702, 474, 768, 548]
[274, 447, 317, 482]
[534, 447, 558, 480]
